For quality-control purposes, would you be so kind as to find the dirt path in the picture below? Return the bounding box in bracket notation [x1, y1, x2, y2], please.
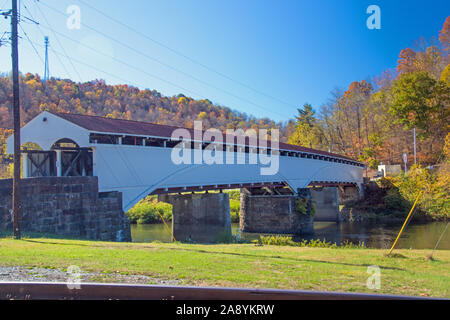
[0, 266, 182, 285]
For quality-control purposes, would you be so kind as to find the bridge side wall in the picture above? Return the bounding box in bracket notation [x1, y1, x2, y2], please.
[92, 143, 364, 212]
[159, 193, 231, 243]
[0, 177, 131, 242]
[240, 191, 314, 235]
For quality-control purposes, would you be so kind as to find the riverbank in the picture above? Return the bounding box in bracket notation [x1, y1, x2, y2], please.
[130, 221, 450, 249]
[345, 166, 450, 223]
[0, 237, 448, 297]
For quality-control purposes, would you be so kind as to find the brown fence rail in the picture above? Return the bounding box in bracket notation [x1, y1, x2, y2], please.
[0, 282, 436, 300]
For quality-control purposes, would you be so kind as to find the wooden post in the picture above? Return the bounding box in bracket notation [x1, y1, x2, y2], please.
[11, 0, 22, 239]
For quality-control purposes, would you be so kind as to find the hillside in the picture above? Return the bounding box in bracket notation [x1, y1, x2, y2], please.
[0, 74, 295, 177]
[0, 73, 295, 134]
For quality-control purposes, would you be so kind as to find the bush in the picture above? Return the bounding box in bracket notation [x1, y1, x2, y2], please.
[225, 190, 241, 222]
[128, 191, 243, 224]
[295, 197, 315, 216]
[256, 235, 365, 248]
[383, 188, 409, 214]
[226, 190, 240, 201]
[230, 199, 240, 223]
[258, 235, 298, 246]
[385, 164, 449, 220]
[126, 197, 172, 224]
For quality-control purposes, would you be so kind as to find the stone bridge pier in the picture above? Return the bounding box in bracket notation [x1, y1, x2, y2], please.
[239, 185, 362, 233]
[239, 188, 314, 235]
[310, 187, 341, 223]
[338, 185, 362, 204]
[0, 177, 131, 242]
[311, 185, 363, 222]
[158, 193, 231, 243]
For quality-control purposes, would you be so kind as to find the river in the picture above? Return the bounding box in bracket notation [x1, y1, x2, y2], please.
[131, 221, 449, 249]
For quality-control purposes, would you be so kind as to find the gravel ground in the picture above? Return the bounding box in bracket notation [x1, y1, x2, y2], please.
[0, 266, 182, 285]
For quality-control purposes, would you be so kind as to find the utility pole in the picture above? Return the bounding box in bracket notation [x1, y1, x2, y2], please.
[43, 36, 49, 82]
[11, 0, 22, 239]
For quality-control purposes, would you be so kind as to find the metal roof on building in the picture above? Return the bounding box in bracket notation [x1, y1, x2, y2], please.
[51, 112, 358, 162]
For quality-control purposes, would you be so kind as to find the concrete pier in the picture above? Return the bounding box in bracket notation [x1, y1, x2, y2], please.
[311, 187, 341, 222]
[239, 188, 314, 235]
[159, 193, 231, 243]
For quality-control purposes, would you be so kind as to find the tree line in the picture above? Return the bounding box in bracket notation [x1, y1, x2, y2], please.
[289, 17, 449, 170]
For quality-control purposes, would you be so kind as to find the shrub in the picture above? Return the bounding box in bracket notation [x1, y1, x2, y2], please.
[126, 197, 172, 224]
[258, 235, 298, 246]
[383, 188, 409, 213]
[225, 190, 241, 222]
[365, 160, 449, 220]
[226, 190, 241, 201]
[256, 235, 365, 248]
[295, 197, 315, 216]
[230, 199, 240, 223]
[387, 165, 449, 220]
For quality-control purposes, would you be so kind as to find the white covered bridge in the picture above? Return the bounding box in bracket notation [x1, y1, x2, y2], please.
[7, 111, 364, 212]
[7, 111, 364, 241]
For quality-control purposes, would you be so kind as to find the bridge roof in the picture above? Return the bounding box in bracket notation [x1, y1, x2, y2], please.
[52, 112, 357, 162]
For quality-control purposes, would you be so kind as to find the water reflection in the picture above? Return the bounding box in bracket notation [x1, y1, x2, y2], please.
[131, 221, 449, 249]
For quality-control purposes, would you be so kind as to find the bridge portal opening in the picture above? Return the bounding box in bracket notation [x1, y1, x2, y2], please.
[20, 142, 54, 178]
[51, 139, 93, 177]
[22, 138, 93, 178]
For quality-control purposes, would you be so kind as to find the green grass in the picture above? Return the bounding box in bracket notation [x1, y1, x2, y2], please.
[0, 237, 448, 297]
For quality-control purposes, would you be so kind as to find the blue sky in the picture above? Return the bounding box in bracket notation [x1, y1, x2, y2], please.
[0, 0, 448, 122]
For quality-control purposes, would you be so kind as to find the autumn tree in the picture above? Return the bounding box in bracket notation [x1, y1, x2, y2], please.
[397, 48, 418, 75]
[288, 104, 322, 149]
[439, 16, 450, 54]
[390, 71, 449, 164]
[390, 72, 443, 137]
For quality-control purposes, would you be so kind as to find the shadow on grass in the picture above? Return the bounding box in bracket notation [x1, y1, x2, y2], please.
[159, 246, 408, 271]
[14, 237, 407, 272]
[1, 231, 98, 247]
[0, 231, 84, 241]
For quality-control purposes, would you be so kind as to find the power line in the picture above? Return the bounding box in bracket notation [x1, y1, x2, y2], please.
[28, 38, 208, 101]
[28, 3, 207, 98]
[33, 0, 83, 82]
[28, 39, 284, 134]
[18, 23, 43, 64]
[22, 2, 73, 80]
[38, 0, 290, 118]
[35, 24, 209, 99]
[0, 1, 11, 34]
[27, 39, 145, 87]
[75, 0, 298, 110]
[37, 0, 292, 119]
[28, 38, 223, 103]
[37, 21, 286, 114]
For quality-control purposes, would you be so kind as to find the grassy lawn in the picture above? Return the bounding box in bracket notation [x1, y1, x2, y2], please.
[0, 237, 449, 298]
